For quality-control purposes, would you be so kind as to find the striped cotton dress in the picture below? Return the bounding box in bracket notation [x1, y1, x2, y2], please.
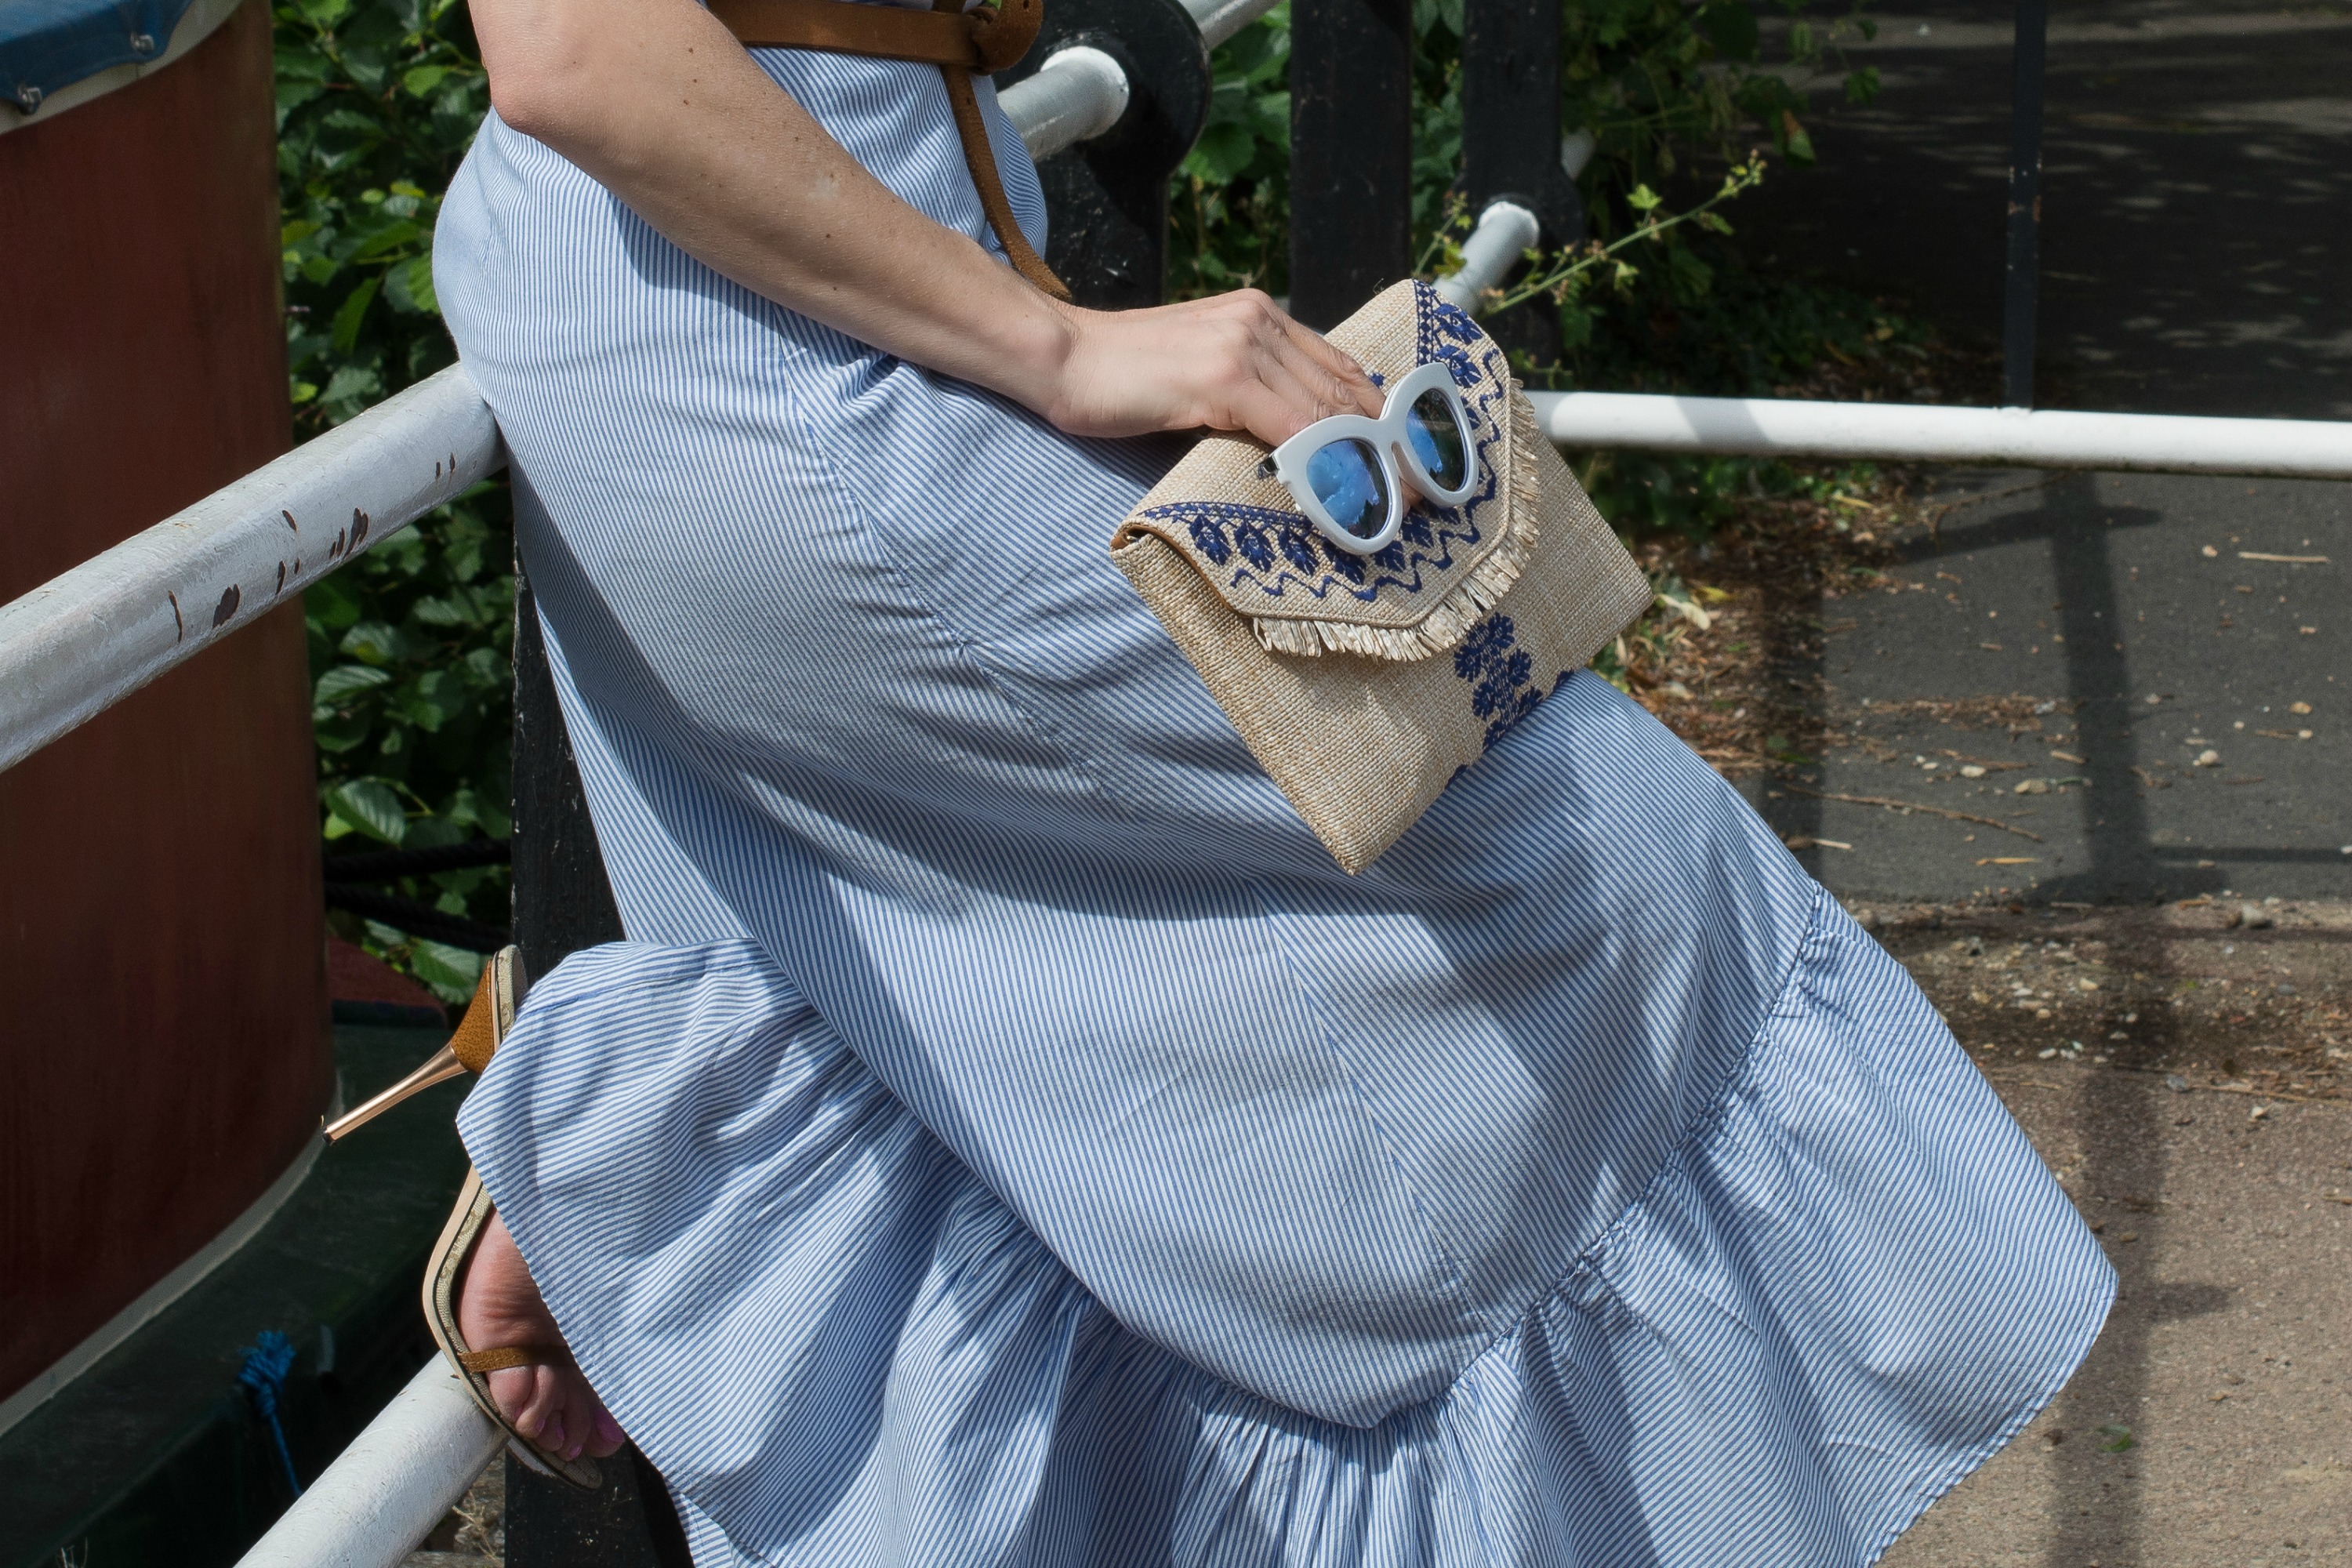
[430, 30, 2114, 1568]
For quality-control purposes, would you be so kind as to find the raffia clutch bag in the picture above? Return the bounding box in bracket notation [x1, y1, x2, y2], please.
[1110, 280, 1653, 873]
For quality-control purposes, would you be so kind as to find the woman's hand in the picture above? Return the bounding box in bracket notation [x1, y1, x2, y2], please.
[1030, 290, 1384, 448]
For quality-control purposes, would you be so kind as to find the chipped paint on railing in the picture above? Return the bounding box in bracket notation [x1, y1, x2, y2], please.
[0, 364, 501, 774]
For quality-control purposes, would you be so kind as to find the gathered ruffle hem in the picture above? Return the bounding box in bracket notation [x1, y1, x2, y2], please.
[459, 891, 2112, 1568]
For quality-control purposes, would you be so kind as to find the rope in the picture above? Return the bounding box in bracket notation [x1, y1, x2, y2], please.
[237, 1331, 304, 1500]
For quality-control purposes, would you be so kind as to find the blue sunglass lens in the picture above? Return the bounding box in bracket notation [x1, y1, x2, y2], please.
[1305, 438, 1389, 539]
[1405, 390, 1467, 488]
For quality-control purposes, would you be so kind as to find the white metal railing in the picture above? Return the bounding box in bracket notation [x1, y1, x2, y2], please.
[237, 1359, 506, 1568]
[1433, 199, 1539, 311]
[0, 366, 498, 775]
[999, 44, 1130, 158]
[1526, 394, 2352, 477]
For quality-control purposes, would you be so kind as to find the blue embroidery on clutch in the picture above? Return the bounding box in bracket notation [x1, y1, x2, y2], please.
[1189, 517, 1232, 565]
[1454, 613, 1544, 746]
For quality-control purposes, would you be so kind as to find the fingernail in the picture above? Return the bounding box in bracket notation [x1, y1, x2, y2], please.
[597, 1410, 625, 1444]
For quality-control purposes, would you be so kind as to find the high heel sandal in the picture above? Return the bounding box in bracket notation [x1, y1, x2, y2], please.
[328, 947, 603, 1489]
[426, 1168, 601, 1489]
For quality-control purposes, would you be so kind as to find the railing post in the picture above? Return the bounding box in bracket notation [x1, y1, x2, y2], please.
[1459, 0, 1581, 361]
[503, 553, 691, 1566]
[999, 0, 1210, 307]
[2002, 0, 2047, 408]
[1287, 0, 1412, 328]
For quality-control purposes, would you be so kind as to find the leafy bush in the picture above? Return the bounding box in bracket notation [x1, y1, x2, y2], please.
[1171, 0, 1879, 303]
[278, 0, 510, 994]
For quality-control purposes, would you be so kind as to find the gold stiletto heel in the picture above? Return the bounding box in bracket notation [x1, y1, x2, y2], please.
[322, 946, 521, 1142]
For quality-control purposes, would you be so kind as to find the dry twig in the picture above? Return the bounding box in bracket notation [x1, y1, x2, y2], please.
[1775, 782, 2045, 841]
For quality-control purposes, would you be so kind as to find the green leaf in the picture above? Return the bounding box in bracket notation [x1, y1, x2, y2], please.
[408, 590, 472, 626]
[383, 254, 439, 315]
[1780, 111, 1817, 165]
[340, 619, 420, 664]
[320, 363, 382, 411]
[446, 786, 510, 838]
[347, 218, 423, 261]
[311, 710, 371, 752]
[329, 274, 381, 351]
[315, 662, 394, 702]
[2098, 1424, 2134, 1452]
[304, 573, 363, 630]
[323, 776, 408, 844]
[401, 64, 448, 96]
[1184, 122, 1258, 186]
[409, 940, 485, 1000]
[319, 107, 387, 137]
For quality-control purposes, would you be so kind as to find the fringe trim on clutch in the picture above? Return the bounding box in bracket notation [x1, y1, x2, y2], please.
[1249, 383, 1546, 662]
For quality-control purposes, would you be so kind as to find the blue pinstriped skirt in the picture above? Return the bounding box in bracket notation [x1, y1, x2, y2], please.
[434, 37, 2114, 1568]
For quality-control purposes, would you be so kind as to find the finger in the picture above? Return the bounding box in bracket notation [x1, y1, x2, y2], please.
[590, 1405, 628, 1457]
[1216, 291, 1370, 419]
[1265, 331, 1370, 424]
[1274, 314, 1380, 416]
[1229, 354, 1334, 446]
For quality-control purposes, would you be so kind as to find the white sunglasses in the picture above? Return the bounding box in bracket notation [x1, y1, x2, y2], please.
[1261, 362, 1481, 556]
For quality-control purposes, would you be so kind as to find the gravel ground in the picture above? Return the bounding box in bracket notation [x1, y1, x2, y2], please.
[1867, 897, 2351, 1568]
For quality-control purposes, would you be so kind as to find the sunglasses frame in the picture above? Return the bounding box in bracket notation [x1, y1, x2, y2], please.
[1265, 362, 1482, 557]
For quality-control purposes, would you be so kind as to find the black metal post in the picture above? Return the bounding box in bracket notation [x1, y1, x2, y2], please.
[1288, 0, 1413, 329]
[2002, 0, 2047, 408]
[998, 0, 1210, 309]
[1458, 0, 1581, 364]
[504, 554, 690, 1568]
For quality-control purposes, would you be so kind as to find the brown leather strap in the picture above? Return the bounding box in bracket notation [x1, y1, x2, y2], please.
[708, 0, 1070, 299]
[934, 48, 1069, 296]
[459, 1344, 567, 1374]
[708, 0, 981, 66]
[961, 0, 1042, 74]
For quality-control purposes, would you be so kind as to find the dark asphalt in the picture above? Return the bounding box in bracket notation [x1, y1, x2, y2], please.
[1717, 0, 2351, 903]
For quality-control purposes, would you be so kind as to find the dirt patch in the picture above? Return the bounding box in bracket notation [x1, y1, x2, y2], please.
[1859, 898, 2352, 1104]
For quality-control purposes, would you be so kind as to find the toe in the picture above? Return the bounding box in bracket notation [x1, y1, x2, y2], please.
[495, 1364, 562, 1444]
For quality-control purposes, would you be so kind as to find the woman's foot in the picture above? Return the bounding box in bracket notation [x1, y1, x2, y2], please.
[456, 1210, 626, 1462]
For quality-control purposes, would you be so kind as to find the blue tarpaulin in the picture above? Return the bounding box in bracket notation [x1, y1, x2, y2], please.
[2, 0, 198, 113]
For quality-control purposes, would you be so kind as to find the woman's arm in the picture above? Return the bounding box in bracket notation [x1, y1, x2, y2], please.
[472, 0, 1378, 443]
